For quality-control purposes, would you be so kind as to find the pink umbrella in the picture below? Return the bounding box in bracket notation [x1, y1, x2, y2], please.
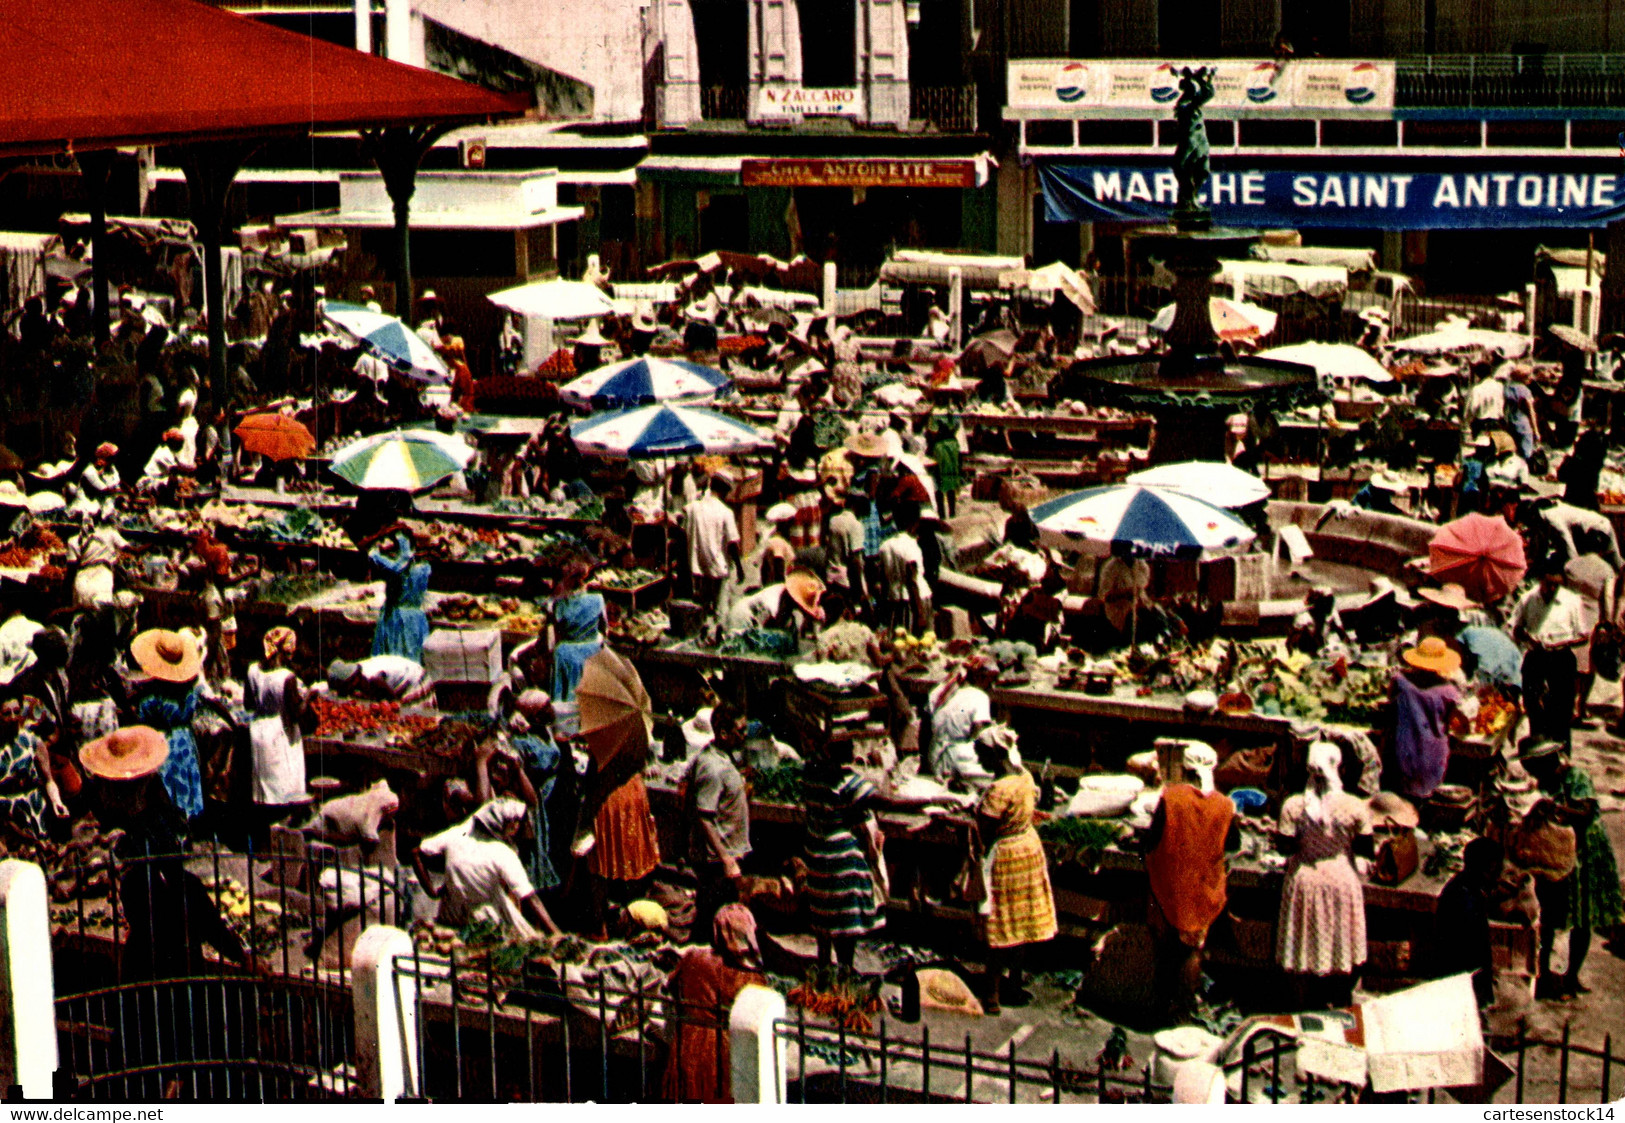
[1429, 513, 1527, 604]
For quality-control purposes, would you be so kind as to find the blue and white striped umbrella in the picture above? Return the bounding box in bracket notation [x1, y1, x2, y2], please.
[1031, 484, 1256, 558]
[323, 302, 448, 383]
[571, 404, 770, 460]
[559, 356, 729, 409]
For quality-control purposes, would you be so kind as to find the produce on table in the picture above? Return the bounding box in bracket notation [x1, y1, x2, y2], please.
[257, 572, 339, 605]
[413, 718, 499, 761]
[434, 593, 524, 623]
[786, 970, 882, 1033]
[608, 608, 669, 644]
[309, 696, 439, 741]
[1038, 816, 1129, 853]
[592, 567, 661, 590]
[747, 762, 805, 803]
[716, 627, 799, 658]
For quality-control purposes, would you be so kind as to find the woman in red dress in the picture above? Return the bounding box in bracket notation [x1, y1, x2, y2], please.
[662, 904, 765, 1103]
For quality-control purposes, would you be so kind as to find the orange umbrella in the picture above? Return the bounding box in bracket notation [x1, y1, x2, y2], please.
[234, 413, 315, 462]
[576, 647, 653, 772]
[1429, 513, 1527, 604]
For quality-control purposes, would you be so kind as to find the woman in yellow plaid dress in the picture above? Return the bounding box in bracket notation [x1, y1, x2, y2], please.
[975, 727, 1057, 1012]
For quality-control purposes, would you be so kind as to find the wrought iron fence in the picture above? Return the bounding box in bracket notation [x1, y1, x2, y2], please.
[47, 841, 407, 1101]
[386, 948, 737, 1102]
[910, 85, 979, 133]
[700, 86, 750, 121]
[1396, 53, 1625, 109]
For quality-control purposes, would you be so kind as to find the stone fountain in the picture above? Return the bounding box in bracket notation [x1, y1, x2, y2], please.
[1052, 67, 1326, 465]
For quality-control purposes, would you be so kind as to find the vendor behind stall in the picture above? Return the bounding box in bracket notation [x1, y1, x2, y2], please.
[326, 656, 434, 704]
[725, 568, 825, 635]
[925, 654, 998, 787]
[1389, 636, 1468, 802]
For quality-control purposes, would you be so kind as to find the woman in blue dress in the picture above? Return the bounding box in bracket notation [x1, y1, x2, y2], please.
[369, 529, 431, 662]
[130, 629, 208, 820]
[548, 559, 606, 705]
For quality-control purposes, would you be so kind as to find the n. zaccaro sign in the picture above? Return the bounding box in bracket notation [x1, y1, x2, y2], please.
[753, 86, 865, 119]
[1038, 162, 1625, 229]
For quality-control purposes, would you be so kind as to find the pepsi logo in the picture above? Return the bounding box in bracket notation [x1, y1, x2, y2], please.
[1055, 62, 1087, 103]
[1245, 62, 1279, 103]
[1149, 64, 1180, 104]
[1345, 61, 1378, 104]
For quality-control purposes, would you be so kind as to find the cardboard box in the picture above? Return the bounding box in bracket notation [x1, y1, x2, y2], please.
[422, 629, 502, 683]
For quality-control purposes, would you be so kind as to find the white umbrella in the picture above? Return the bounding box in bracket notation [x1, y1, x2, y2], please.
[1150, 297, 1277, 342]
[1125, 461, 1271, 509]
[329, 428, 474, 491]
[1256, 341, 1393, 382]
[1389, 323, 1531, 357]
[1032, 484, 1256, 557]
[322, 302, 448, 382]
[487, 279, 620, 321]
[570, 403, 771, 460]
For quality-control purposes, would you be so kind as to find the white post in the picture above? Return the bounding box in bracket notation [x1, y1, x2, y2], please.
[1526, 282, 1538, 344]
[354, 0, 372, 54]
[822, 260, 838, 318]
[0, 861, 56, 1100]
[352, 925, 419, 1103]
[384, 0, 411, 63]
[948, 265, 964, 349]
[729, 984, 787, 1104]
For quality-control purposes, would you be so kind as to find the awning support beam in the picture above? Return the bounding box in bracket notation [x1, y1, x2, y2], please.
[178, 139, 257, 413]
[76, 150, 116, 344]
[362, 123, 456, 322]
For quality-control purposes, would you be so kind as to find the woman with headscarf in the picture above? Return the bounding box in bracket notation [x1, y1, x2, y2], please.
[0, 696, 68, 844]
[246, 626, 309, 814]
[662, 903, 765, 1103]
[368, 529, 432, 662]
[489, 690, 570, 897]
[130, 629, 211, 821]
[973, 726, 1056, 1013]
[428, 798, 561, 938]
[1275, 740, 1375, 1008]
[68, 442, 122, 517]
[547, 559, 607, 714]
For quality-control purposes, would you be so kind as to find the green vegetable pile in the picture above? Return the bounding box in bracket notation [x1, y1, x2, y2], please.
[256, 572, 337, 605]
[1038, 816, 1128, 853]
[717, 627, 800, 658]
[811, 412, 850, 451]
[748, 762, 805, 803]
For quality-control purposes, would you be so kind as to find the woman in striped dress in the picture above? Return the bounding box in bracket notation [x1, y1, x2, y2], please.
[801, 739, 954, 970]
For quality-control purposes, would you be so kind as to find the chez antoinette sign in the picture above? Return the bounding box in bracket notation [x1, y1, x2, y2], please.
[754, 86, 866, 119]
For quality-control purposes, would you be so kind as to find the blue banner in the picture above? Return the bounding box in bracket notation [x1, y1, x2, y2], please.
[1037, 163, 1625, 229]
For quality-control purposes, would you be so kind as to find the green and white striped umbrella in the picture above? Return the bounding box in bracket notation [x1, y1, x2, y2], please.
[329, 428, 474, 491]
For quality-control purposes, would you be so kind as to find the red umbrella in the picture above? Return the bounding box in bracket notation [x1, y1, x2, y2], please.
[1429, 513, 1527, 603]
[234, 413, 314, 462]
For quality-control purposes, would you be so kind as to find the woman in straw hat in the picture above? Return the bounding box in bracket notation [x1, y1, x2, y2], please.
[1389, 636, 1467, 803]
[130, 629, 211, 820]
[79, 725, 257, 981]
[246, 626, 309, 813]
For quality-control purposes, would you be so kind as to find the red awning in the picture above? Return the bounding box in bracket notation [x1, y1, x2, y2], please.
[0, 0, 530, 158]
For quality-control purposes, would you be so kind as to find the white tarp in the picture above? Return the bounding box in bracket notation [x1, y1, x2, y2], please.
[1218, 259, 1349, 301]
[1361, 974, 1485, 1093]
[1253, 244, 1379, 272]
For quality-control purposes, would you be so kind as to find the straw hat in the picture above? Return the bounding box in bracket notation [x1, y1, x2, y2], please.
[682, 706, 715, 753]
[1518, 738, 1565, 764]
[1369, 470, 1406, 493]
[0, 482, 28, 508]
[1417, 583, 1478, 613]
[79, 725, 169, 781]
[131, 629, 203, 683]
[1488, 430, 1517, 456]
[1367, 791, 1420, 830]
[764, 502, 797, 524]
[626, 899, 669, 932]
[844, 432, 890, 459]
[1401, 635, 1461, 676]
[784, 568, 825, 617]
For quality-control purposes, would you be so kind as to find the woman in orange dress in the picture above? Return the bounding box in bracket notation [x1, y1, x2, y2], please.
[662, 904, 764, 1102]
[974, 727, 1057, 1014]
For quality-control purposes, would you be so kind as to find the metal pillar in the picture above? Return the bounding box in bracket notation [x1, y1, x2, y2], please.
[77, 151, 116, 344]
[361, 124, 454, 321]
[178, 141, 255, 412]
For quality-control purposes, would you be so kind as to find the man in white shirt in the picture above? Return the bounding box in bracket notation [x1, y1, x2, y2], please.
[683, 476, 743, 611]
[1512, 563, 1589, 745]
[1460, 361, 1505, 447]
[428, 799, 559, 938]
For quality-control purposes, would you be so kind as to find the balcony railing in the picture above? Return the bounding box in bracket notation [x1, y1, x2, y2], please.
[700, 85, 750, 121]
[1395, 54, 1625, 108]
[910, 84, 979, 132]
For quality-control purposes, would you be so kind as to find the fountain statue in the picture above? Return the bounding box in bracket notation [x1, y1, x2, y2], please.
[1172, 66, 1216, 229]
[1049, 66, 1325, 464]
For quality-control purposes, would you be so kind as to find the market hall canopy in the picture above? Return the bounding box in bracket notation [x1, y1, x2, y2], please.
[0, 0, 530, 399]
[0, 0, 528, 157]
